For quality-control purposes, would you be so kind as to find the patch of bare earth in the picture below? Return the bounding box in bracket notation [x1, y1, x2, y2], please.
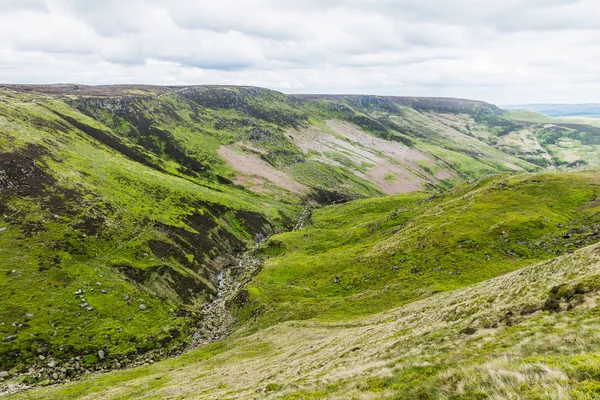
[369, 162, 423, 193]
[325, 119, 429, 163]
[290, 120, 434, 194]
[217, 145, 308, 195]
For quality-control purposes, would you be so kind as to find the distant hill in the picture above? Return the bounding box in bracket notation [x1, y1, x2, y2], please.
[503, 103, 600, 118]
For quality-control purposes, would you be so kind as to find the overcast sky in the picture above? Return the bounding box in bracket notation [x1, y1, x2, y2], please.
[1, 0, 599, 104]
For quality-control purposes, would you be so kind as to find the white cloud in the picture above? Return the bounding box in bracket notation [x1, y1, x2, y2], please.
[0, 0, 598, 103]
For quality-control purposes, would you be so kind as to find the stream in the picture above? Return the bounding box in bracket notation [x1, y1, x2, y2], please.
[188, 251, 263, 349]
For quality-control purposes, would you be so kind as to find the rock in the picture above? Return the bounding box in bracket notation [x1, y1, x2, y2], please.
[98, 350, 105, 360]
[123, 294, 130, 301]
[25, 313, 34, 318]
[52, 372, 58, 380]
[391, 265, 399, 270]
[75, 289, 84, 295]
[333, 275, 342, 283]
[101, 289, 108, 294]
[48, 360, 57, 368]
[2, 335, 16, 342]
[461, 327, 477, 335]
[411, 267, 420, 274]
[96, 282, 102, 286]
[139, 303, 147, 310]
[39, 355, 46, 360]
[0, 227, 6, 232]
[542, 298, 561, 312]
[74, 362, 81, 370]
[86, 306, 93, 311]
[0, 371, 9, 378]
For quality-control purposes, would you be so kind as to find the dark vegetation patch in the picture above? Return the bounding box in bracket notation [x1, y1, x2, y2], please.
[306, 188, 356, 205]
[233, 210, 274, 238]
[116, 263, 211, 303]
[73, 214, 106, 237]
[0, 144, 82, 218]
[19, 221, 47, 238]
[0, 144, 55, 198]
[180, 86, 308, 128]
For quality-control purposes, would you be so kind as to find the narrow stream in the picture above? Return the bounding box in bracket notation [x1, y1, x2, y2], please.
[188, 250, 263, 349]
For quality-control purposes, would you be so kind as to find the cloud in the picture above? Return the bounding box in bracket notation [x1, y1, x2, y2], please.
[0, 0, 598, 103]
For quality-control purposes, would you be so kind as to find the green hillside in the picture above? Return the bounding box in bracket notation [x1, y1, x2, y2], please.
[0, 88, 301, 374]
[242, 172, 600, 327]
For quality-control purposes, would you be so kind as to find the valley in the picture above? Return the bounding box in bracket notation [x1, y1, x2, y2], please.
[0, 85, 599, 398]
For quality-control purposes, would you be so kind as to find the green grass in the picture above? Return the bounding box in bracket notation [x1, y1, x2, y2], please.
[242, 172, 600, 326]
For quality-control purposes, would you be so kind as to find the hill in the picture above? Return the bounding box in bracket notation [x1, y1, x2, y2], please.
[243, 172, 600, 326]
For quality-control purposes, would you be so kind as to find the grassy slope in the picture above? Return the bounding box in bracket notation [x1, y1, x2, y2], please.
[62, 87, 579, 201]
[243, 172, 600, 326]
[0, 90, 300, 373]
[14, 228, 600, 399]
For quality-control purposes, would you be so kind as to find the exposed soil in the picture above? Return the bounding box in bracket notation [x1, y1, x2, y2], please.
[218, 145, 309, 194]
[325, 119, 429, 163]
[368, 162, 423, 194]
[286, 120, 430, 194]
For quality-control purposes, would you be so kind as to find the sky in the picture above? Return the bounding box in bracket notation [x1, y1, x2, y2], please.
[1, 0, 599, 104]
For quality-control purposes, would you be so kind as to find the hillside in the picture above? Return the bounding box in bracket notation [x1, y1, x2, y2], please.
[1, 85, 600, 395]
[243, 172, 600, 326]
[0, 87, 301, 375]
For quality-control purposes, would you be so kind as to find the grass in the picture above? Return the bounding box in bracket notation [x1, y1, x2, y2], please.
[242, 172, 600, 326]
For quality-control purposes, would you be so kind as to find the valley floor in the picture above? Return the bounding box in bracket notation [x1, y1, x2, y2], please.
[9, 241, 600, 399]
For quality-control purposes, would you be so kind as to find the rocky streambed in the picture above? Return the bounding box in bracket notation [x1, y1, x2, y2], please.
[0, 249, 265, 395]
[189, 250, 264, 349]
